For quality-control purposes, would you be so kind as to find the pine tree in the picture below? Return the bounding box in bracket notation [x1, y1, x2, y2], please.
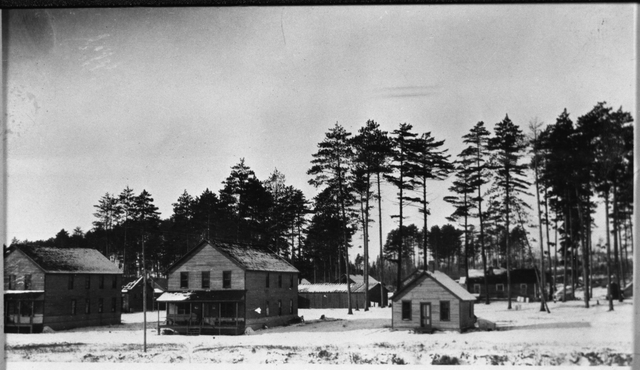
[308, 123, 356, 314]
[488, 114, 530, 310]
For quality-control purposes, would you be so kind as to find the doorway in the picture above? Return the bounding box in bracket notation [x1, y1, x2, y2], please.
[420, 302, 431, 330]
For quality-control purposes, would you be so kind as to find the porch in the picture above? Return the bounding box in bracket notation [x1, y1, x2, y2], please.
[157, 290, 246, 335]
[4, 291, 45, 333]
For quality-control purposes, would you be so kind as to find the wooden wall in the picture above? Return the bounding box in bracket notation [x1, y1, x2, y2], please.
[392, 276, 472, 331]
[43, 273, 122, 330]
[298, 292, 366, 309]
[168, 244, 245, 291]
[4, 250, 45, 290]
[244, 270, 299, 330]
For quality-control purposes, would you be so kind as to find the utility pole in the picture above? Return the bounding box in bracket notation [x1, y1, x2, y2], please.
[142, 231, 147, 353]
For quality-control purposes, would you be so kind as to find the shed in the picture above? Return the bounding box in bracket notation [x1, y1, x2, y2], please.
[4, 245, 122, 333]
[121, 276, 155, 313]
[298, 283, 366, 309]
[465, 268, 551, 301]
[336, 274, 390, 307]
[391, 270, 476, 332]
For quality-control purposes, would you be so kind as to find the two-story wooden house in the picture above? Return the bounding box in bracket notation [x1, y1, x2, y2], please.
[157, 239, 299, 335]
[4, 245, 123, 333]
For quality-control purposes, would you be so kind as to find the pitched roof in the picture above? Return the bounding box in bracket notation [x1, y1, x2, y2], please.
[342, 274, 381, 286]
[16, 245, 121, 274]
[298, 283, 366, 294]
[393, 270, 476, 302]
[166, 240, 298, 274]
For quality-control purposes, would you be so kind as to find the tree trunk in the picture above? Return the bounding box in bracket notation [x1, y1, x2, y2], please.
[506, 170, 512, 310]
[605, 191, 614, 311]
[544, 189, 553, 294]
[535, 165, 546, 311]
[612, 185, 622, 302]
[377, 173, 385, 307]
[562, 200, 568, 303]
[575, 189, 589, 308]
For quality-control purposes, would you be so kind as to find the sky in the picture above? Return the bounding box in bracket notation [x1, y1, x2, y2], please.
[4, 5, 636, 261]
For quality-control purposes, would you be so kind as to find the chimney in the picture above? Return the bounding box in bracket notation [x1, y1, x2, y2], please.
[428, 260, 435, 273]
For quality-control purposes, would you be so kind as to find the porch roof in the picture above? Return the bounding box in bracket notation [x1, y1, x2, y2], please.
[157, 290, 246, 302]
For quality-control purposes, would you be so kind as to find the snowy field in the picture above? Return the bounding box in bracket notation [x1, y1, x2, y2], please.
[4, 288, 633, 366]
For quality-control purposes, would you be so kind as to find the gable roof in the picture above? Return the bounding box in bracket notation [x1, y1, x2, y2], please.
[166, 240, 298, 274]
[15, 245, 121, 274]
[392, 270, 476, 302]
[298, 283, 367, 294]
[340, 274, 381, 286]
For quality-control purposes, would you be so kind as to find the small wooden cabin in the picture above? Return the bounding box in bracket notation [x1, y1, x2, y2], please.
[391, 270, 476, 332]
[157, 240, 299, 335]
[121, 276, 155, 313]
[4, 245, 122, 333]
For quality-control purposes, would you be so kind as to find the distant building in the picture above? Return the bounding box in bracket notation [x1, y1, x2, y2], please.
[157, 240, 299, 335]
[463, 268, 551, 302]
[391, 270, 476, 332]
[121, 276, 155, 313]
[336, 274, 390, 307]
[4, 245, 122, 333]
[298, 283, 366, 309]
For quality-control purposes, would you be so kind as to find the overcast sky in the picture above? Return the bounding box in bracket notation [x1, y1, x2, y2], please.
[5, 5, 636, 260]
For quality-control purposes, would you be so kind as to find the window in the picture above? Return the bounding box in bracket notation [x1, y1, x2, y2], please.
[266, 301, 270, 316]
[278, 275, 282, 288]
[99, 275, 105, 289]
[520, 284, 528, 295]
[6, 275, 16, 290]
[85, 276, 91, 289]
[112, 276, 117, 289]
[68, 275, 74, 290]
[469, 303, 473, 319]
[278, 300, 282, 316]
[473, 284, 481, 294]
[24, 274, 32, 290]
[85, 299, 91, 314]
[289, 299, 293, 314]
[202, 271, 210, 289]
[180, 272, 189, 289]
[111, 297, 117, 312]
[440, 301, 450, 321]
[71, 300, 77, 315]
[496, 284, 504, 292]
[401, 301, 412, 320]
[290, 275, 294, 288]
[98, 298, 104, 313]
[266, 273, 270, 288]
[223, 271, 231, 289]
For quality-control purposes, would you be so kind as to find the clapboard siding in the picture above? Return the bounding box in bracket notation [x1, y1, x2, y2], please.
[4, 250, 45, 290]
[392, 274, 474, 332]
[168, 244, 245, 291]
[244, 271, 298, 325]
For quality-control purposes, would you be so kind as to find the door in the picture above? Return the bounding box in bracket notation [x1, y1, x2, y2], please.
[420, 303, 431, 329]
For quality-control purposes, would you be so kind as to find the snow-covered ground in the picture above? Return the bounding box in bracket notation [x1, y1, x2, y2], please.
[5, 287, 633, 366]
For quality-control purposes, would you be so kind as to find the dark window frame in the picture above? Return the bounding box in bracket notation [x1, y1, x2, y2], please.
[85, 299, 91, 314]
[440, 301, 450, 321]
[289, 299, 293, 314]
[85, 275, 91, 289]
[496, 283, 504, 292]
[6, 274, 16, 290]
[266, 301, 270, 316]
[223, 271, 231, 289]
[180, 271, 189, 289]
[68, 275, 74, 290]
[202, 271, 210, 289]
[290, 274, 294, 288]
[278, 274, 282, 288]
[71, 299, 77, 315]
[266, 273, 270, 288]
[278, 300, 282, 316]
[111, 297, 117, 312]
[401, 300, 412, 321]
[24, 274, 32, 290]
[98, 298, 104, 313]
[112, 276, 117, 289]
[99, 275, 105, 289]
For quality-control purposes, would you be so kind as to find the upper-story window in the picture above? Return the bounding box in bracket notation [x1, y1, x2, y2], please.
[223, 271, 231, 289]
[68, 275, 74, 290]
[266, 273, 270, 288]
[112, 275, 117, 289]
[202, 271, 210, 289]
[85, 276, 91, 289]
[180, 272, 189, 289]
[99, 275, 105, 289]
[24, 274, 31, 290]
[290, 275, 294, 288]
[278, 275, 282, 288]
[6, 275, 16, 290]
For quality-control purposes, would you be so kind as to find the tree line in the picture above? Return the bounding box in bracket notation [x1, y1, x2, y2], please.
[11, 102, 633, 313]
